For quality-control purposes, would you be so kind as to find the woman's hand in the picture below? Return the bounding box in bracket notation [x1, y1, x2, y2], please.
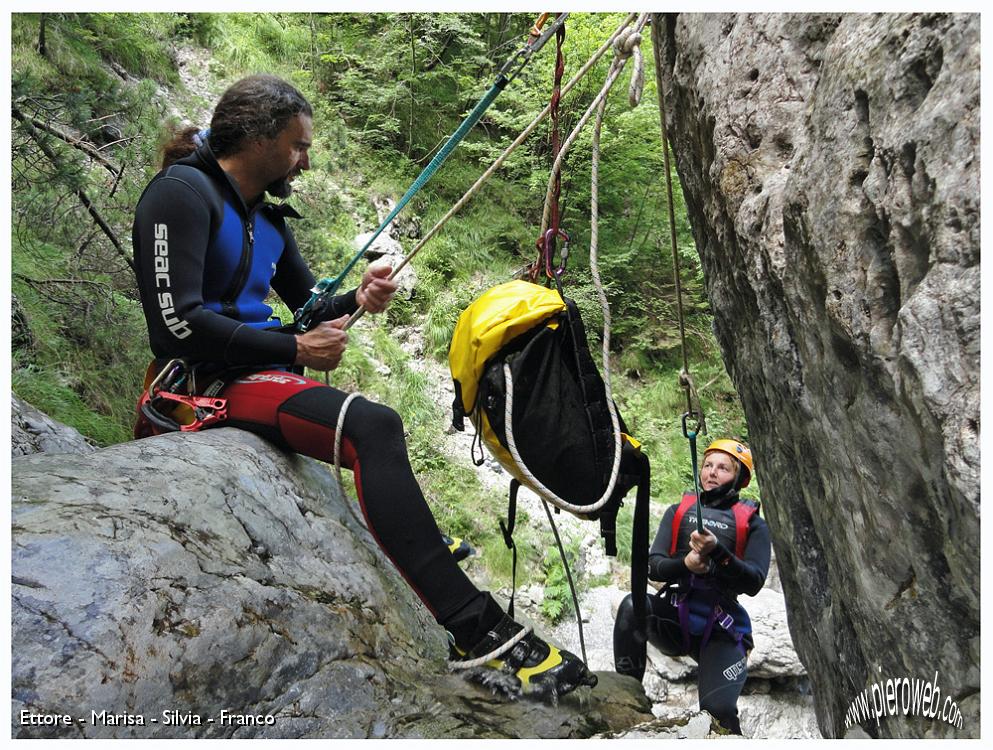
[684, 549, 711, 575]
[356, 263, 398, 313]
[690, 529, 718, 556]
[294, 315, 349, 371]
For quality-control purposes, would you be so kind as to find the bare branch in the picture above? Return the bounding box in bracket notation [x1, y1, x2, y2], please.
[13, 273, 111, 289]
[12, 107, 136, 274]
[96, 136, 138, 151]
[108, 159, 126, 198]
[15, 109, 120, 175]
[85, 112, 125, 123]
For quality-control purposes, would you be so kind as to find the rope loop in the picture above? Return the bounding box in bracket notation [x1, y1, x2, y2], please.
[629, 43, 645, 107]
[448, 624, 533, 670]
[612, 28, 642, 58]
[611, 26, 645, 107]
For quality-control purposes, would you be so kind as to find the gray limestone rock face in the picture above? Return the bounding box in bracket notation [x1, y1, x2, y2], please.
[11, 428, 651, 738]
[11, 394, 96, 457]
[746, 587, 806, 679]
[597, 708, 723, 739]
[654, 13, 978, 738]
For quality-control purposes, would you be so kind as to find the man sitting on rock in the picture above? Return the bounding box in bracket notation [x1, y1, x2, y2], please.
[131, 74, 594, 699]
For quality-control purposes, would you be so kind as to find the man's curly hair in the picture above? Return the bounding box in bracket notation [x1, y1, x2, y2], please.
[208, 74, 312, 158]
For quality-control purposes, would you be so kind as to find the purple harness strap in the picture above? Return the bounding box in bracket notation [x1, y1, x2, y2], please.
[674, 574, 745, 655]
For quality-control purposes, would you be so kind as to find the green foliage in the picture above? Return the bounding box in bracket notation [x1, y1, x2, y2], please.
[203, 14, 312, 76]
[12, 366, 131, 446]
[541, 539, 582, 623]
[422, 282, 480, 360]
[9, 11, 756, 605]
[12, 13, 180, 85]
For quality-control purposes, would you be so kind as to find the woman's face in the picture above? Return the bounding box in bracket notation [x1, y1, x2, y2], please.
[701, 450, 738, 491]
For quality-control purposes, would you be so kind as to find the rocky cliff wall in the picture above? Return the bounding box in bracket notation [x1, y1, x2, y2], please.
[653, 13, 979, 738]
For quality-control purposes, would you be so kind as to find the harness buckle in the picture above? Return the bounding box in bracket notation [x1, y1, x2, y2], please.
[717, 610, 735, 630]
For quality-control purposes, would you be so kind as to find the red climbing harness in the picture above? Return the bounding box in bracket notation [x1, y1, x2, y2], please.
[668, 492, 760, 654]
[669, 492, 758, 559]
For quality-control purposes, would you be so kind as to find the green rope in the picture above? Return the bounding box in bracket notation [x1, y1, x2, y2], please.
[687, 430, 704, 533]
[294, 14, 568, 332]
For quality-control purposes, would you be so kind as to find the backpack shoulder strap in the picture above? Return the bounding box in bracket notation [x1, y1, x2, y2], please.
[669, 493, 698, 555]
[560, 298, 613, 481]
[731, 499, 760, 559]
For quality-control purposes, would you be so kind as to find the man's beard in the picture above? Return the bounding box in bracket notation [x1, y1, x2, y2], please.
[265, 175, 293, 199]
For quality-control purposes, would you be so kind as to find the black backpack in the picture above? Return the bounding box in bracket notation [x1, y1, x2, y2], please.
[450, 280, 650, 649]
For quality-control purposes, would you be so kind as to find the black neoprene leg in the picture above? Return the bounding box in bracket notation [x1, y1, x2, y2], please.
[338, 397, 485, 624]
[696, 634, 747, 735]
[613, 590, 747, 734]
[223, 378, 487, 629]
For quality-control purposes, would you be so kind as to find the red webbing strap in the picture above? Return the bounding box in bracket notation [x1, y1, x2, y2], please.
[732, 501, 759, 559]
[532, 23, 567, 281]
[549, 23, 565, 243]
[669, 492, 698, 555]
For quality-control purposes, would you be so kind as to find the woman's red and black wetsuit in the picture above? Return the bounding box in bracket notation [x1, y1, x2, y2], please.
[132, 142, 499, 644]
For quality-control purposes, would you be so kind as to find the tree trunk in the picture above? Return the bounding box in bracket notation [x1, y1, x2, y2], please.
[37, 13, 47, 57]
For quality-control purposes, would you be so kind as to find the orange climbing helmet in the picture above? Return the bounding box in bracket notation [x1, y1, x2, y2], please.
[704, 439, 754, 488]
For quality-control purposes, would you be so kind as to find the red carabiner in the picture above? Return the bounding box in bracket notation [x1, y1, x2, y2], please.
[542, 227, 570, 278]
[151, 391, 228, 431]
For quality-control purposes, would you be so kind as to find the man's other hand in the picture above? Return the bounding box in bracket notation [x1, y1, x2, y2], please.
[356, 263, 398, 313]
[294, 316, 349, 371]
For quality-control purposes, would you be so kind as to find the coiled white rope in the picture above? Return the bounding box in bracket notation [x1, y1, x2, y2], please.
[503, 362, 623, 516]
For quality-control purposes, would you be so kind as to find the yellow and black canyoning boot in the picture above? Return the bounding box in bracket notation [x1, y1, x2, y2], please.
[448, 613, 597, 702]
[441, 533, 474, 564]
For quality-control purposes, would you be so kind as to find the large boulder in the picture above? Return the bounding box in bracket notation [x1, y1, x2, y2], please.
[654, 13, 979, 738]
[11, 428, 652, 738]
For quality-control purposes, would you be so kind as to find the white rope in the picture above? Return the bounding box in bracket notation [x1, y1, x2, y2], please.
[344, 13, 639, 331]
[333, 392, 361, 483]
[502, 363, 623, 516]
[628, 36, 645, 108]
[447, 623, 533, 670]
[508, 15, 649, 508]
[333, 391, 368, 530]
[587, 17, 649, 395]
[590, 70, 613, 394]
[539, 15, 650, 238]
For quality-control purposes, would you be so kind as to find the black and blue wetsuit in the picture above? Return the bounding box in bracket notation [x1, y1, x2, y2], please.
[132, 143, 497, 644]
[133, 143, 357, 365]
